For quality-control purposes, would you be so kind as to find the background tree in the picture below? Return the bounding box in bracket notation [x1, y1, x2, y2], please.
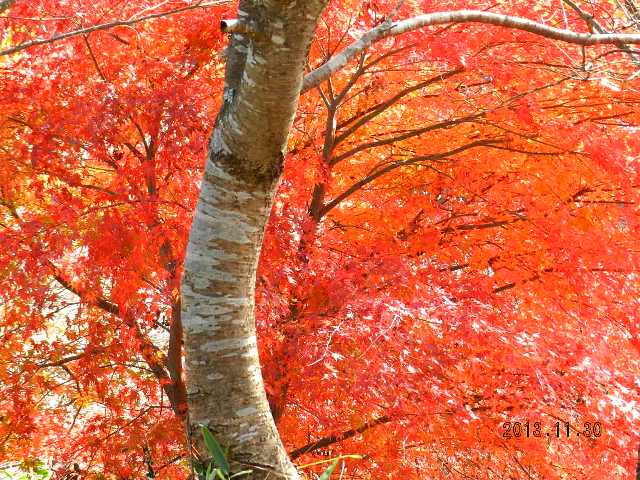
[1, 0, 639, 479]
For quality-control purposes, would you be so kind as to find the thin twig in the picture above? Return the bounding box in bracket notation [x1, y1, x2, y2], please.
[0, 1, 229, 57]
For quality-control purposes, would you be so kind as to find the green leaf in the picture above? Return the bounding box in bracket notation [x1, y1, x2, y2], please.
[200, 427, 230, 475]
[215, 468, 228, 480]
[229, 471, 252, 479]
[319, 459, 339, 480]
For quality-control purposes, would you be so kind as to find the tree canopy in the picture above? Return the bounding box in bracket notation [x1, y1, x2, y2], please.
[1, 0, 639, 478]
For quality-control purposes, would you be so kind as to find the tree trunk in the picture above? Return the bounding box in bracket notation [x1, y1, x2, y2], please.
[181, 0, 328, 478]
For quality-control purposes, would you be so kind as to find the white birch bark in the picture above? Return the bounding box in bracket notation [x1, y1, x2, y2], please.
[181, 0, 329, 478]
[302, 9, 640, 92]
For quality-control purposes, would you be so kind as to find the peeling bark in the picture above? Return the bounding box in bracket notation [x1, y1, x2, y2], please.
[181, 0, 329, 477]
[182, 160, 291, 477]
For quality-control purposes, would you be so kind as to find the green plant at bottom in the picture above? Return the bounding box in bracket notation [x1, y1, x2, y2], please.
[197, 427, 358, 480]
[317, 459, 338, 480]
[195, 427, 252, 480]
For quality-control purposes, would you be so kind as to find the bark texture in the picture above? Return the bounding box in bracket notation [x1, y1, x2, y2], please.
[181, 0, 328, 478]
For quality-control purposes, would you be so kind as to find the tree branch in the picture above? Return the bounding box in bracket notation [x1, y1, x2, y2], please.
[51, 268, 119, 316]
[330, 113, 483, 166]
[334, 67, 464, 147]
[0, 1, 227, 57]
[50, 264, 185, 416]
[289, 415, 391, 459]
[167, 297, 188, 415]
[321, 139, 502, 217]
[37, 348, 106, 368]
[440, 216, 524, 234]
[303, 9, 640, 91]
[562, 0, 640, 64]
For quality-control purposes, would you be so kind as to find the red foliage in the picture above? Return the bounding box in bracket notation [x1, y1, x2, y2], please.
[1, 0, 639, 478]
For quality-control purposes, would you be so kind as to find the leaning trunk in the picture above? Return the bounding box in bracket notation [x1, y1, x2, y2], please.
[183, 161, 293, 477]
[181, 0, 329, 478]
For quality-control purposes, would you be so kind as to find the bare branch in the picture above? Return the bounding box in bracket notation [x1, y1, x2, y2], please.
[334, 67, 464, 147]
[321, 139, 502, 217]
[289, 415, 391, 459]
[303, 9, 640, 91]
[562, 0, 640, 64]
[0, 1, 228, 57]
[331, 113, 483, 166]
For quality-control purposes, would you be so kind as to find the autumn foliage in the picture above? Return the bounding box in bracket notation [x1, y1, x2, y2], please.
[1, 0, 639, 478]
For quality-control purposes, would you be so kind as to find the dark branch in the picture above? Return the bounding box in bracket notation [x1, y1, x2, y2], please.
[330, 114, 483, 166]
[322, 139, 502, 217]
[334, 67, 464, 147]
[289, 415, 391, 459]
